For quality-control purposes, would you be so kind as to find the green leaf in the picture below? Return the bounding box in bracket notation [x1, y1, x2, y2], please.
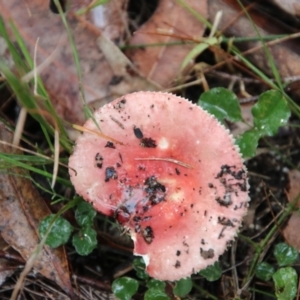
[199, 261, 222, 281]
[72, 227, 98, 256]
[133, 257, 149, 280]
[112, 277, 139, 300]
[173, 277, 193, 297]
[75, 200, 96, 227]
[39, 214, 73, 248]
[147, 279, 165, 290]
[252, 90, 290, 136]
[273, 267, 298, 300]
[145, 279, 168, 300]
[198, 87, 242, 124]
[235, 129, 262, 158]
[274, 243, 298, 267]
[144, 288, 170, 300]
[255, 262, 275, 281]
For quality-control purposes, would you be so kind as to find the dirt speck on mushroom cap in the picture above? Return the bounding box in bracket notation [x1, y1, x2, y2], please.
[68, 92, 248, 281]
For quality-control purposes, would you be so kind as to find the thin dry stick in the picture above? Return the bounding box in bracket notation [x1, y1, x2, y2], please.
[135, 157, 193, 169]
[231, 240, 239, 296]
[24, 108, 60, 188]
[33, 37, 39, 95]
[219, 2, 256, 35]
[72, 124, 124, 145]
[12, 107, 27, 146]
[18, 37, 60, 189]
[249, 210, 283, 240]
[52, 128, 59, 188]
[11, 244, 43, 300]
[235, 31, 300, 59]
[13, 37, 40, 147]
[11, 202, 77, 299]
[21, 36, 62, 84]
[201, 30, 300, 88]
[164, 78, 204, 93]
[207, 69, 261, 83]
[209, 10, 223, 38]
[240, 230, 280, 293]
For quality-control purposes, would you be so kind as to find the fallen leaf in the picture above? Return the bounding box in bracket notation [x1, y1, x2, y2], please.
[282, 212, 300, 252]
[209, 0, 300, 85]
[272, 0, 300, 17]
[0, 235, 23, 286]
[0, 0, 208, 124]
[96, 31, 159, 96]
[0, 122, 74, 296]
[126, 0, 208, 87]
[282, 170, 300, 251]
[286, 169, 300, 205]
[88, 0, 129, 41]
[0, 0, 132, 125]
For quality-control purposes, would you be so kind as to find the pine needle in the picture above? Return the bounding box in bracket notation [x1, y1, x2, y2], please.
[135, 157, 193, 169]
[72, 124, 124, 145]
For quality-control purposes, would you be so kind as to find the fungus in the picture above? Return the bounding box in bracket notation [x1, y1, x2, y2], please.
[68, 92, 249, 281]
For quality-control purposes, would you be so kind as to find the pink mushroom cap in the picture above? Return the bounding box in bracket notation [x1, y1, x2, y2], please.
[69, 92, 248, 281]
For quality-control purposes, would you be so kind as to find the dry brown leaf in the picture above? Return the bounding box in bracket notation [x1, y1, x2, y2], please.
[0, 259, 16, 286]
[126, 0, 208, 87]
[0, 0, 208, 124]
[0, 0, 160, 126]
[272, 0, 300, 17]
[282, 212, 300, 251]
[89, 0, 129, 41]
[282, 170, 300, 251]
[0, 123, 74, 296]
[0, 0, 143, 125]
[0, 235, 23, 286]
[96, 32, 159, 96]
[287, 169, 300, 205]
[209, 0, 300, 84]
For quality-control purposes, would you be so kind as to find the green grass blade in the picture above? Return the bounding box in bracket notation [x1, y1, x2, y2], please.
[0, 152, 71, 187]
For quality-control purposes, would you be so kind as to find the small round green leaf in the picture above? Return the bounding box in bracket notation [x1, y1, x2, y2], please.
[72, 227, 97, 256]
[144, 288, 170, 300]
[75, 201, 96, 227]
[235, 129, 262, 158]
[272, 267, 298, 300]
[256, 262, 275, 281]
[112, 277, 139, 300]
[198, 87, 242, 124]
[173, 277, 193, 297]
[252, 90, 290, 136]
[199, 261, 222, 281]
[39, 214, 73, 248]
[147, 279, 165, 290]
[274, 243, 298, 267]
[133, 257, 149, 280]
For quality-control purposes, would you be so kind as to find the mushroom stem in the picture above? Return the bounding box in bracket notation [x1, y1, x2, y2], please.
[134, 157, 193, 169]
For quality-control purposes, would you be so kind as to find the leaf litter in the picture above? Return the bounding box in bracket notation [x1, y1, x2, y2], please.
[0, 0, 300, 298]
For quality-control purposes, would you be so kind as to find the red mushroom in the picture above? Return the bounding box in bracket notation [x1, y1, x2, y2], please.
[69, 92, 248, 281]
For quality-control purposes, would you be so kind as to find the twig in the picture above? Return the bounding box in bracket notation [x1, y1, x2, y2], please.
[135, 157, 193, 169]
[72, 124, 123, 145]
